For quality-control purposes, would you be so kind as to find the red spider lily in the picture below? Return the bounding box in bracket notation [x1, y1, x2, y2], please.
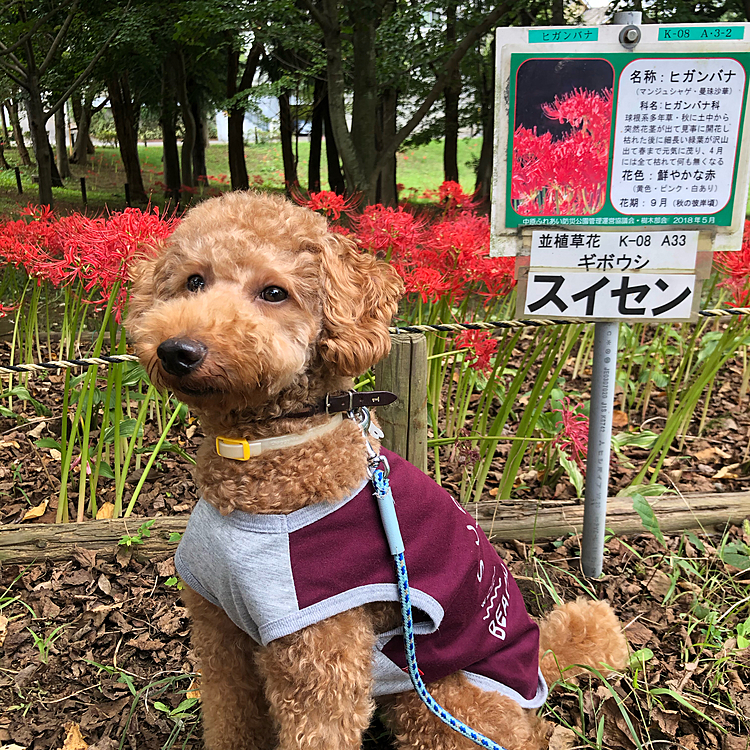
[715, 220, 750, 305]
[354, 201, 515, 306]
[355, 205, 427, 260]
[290, 188, 359, 221]
[438, 181, 478, 218]
[551, 398, 589, 470]
[455, 330, 498, 373]
[512, 88, 612, 217]
[0, 206, 179, 321]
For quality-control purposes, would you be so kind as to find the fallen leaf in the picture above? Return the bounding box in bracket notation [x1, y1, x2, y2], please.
[61, 722, 87, 750]
[0, 614, 8, 648]
[722, 736, 750, 750]
[0, 440, 20, 449]
[97, 574, 112, 596]
[22, 499, 48, 522]
[156, 558, 176, 578]
[646, 569, 672, 600]
[0, 745, 28, 750]
[612, 409, 629, 427]
[186, 674, 201, 700]
[624, 620, 654, 647]
[27, 422, 46, 440]
[96, 502, 115, 520]
[714, 463, 740, 480]
[695, 447, 718, 462]
[651, 705, 679, 737]
[72, 548, 97, 569]
[548, 725, 577, 750]
[49, 448, 61, 460]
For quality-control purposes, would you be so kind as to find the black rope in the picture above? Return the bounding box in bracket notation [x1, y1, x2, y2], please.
[2, 307, 748, 375]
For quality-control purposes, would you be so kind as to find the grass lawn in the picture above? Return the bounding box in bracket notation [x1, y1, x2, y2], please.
[0, 138, 482, 217]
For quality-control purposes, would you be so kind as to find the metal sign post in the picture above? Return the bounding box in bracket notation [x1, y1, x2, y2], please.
[582, 321, 618, 578]
[491, 19, 750, 577]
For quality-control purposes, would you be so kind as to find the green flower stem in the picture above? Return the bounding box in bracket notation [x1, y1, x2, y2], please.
[124, 401, 182, 517]
[496, 326, 579, 500]
[115, 384, 156, 515]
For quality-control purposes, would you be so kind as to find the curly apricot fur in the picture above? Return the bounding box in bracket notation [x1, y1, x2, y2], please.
[126, 192, 629, 750]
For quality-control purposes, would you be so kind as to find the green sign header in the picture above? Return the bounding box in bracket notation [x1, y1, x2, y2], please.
[659, 26, 745, 41]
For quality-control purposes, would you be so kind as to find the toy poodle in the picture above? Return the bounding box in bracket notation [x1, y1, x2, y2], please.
[127, 191, 628, 750]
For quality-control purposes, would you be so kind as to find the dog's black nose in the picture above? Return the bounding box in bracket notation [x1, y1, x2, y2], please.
[157, 338, 207, 377]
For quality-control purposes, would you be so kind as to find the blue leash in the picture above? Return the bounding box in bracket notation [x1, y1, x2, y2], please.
[370, 462, 509, 750]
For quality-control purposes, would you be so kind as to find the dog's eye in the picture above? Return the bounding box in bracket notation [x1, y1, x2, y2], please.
[260, 286, 288, 302]
[186, 275, 205, 293]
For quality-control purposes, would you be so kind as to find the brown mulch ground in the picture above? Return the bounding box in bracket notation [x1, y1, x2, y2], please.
[2, 526, 750, 750]
[1, 333, 750, 748]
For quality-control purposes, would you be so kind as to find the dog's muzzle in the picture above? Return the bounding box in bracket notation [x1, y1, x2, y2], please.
[157, 337, 208, 377]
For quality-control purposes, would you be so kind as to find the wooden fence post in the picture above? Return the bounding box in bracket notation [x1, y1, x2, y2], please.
[373, 333, 428, 472]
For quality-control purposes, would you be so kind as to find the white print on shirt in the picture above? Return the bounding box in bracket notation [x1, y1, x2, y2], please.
[466, 524, 484, 582]
[480, 567, 498, 612]
[451, 493, 509, 636]
[487, 566, 510, 641]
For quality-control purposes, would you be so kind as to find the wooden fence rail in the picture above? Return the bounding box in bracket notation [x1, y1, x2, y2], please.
[1, 491, 748, 564]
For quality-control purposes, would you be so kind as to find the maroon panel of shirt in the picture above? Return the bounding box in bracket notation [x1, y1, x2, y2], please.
[288, 449, 540, 701]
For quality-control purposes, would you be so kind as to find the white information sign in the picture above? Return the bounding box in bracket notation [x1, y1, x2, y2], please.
[524, 272, 696, 320]
[611, 57, 746, 216]
[530, 230, 699, 271]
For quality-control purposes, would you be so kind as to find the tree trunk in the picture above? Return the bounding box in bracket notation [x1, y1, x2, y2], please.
[70, 93, 95, 166]
[160, 55, 182, 205]
[375, 87, 398, 206]
[176, 51, 195, 189]
[226, 41, 263, 191]
[0, 103, 8, 142]
[26, 89, 54, 205]
[192, 100, 207, 186]
[320, 1, 369, 196]
[474, 38, 495, 209]
[0, 141, 9, 170]
[350, 3, 380, 202]
[7, 100, 32, 166]
[107, 73, 147, 203]
[323, 92, 345, 195]
[308, 77, 325, 192]
[443, 1, 461, 184]
[551, 0, 564, 25]
[279, 90, 298, 194]
[54, 104, 72, 179]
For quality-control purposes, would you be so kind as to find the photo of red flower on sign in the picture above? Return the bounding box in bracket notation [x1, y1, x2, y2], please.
[511, 58, 614, 217]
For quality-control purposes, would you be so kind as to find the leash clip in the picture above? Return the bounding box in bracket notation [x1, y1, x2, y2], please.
[350, 406, 390, 478]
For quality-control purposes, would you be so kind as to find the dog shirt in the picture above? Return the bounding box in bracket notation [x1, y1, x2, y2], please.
[174, 448, 548, 708]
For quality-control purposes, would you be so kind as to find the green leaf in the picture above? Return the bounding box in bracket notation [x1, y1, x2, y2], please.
[103, 418, 142, 443]
[650, 688, 724, 730]
[168, 532, 182, 543]
[611, 431, 660, 450]
[558, 452, 584, 498]
[719, 551, 750, 570]
[628, 647, 654, 670]
[121, 362, 150, 387]
[97, 462, 116, 480]
[35, 438, 61, 451]
[631, 493, 666, 547]
[1, 386, 51, 416]
[686, 531, 705, 553]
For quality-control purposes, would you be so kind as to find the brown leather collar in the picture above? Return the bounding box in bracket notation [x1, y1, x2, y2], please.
[283, 390, 397, 419]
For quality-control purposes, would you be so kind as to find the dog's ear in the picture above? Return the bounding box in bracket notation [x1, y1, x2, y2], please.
[125, 247, 161, 335]
[317, 232, 403, 376]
